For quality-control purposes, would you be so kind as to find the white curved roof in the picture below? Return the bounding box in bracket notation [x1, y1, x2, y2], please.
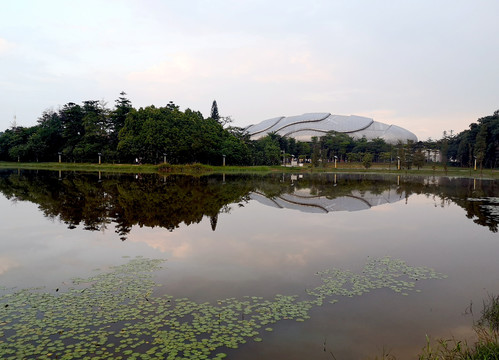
[245, 113, 417, 144]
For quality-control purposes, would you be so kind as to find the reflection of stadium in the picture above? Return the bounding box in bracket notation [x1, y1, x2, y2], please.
[250, 188, 405, 213]
[245, 113, 417, 144]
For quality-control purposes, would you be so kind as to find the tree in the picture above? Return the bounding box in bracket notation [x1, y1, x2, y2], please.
[26, 110, 63, 161]
[190, 110, 224, 164]
[59, 102, 85, 160]
[311, 137, 320, 167]
[221, 127, 251, 166]
[0, 126, 37, 161]
[396, 141, 406, 169]
[118, 105, 166, 163]
[440, 137, 449, 165]
[477, 110, 499, 168]
[210, 100, 220, 122]
[296, 141, 311, 160]
[455, 132, 471, 167]
[73, 100, 110, 162]
[109, 92, 133, 160]
[413, 148, 425, 170]
[220, 115, 233, 127]
[111, 92, 132, 132]
[252, 136, 280, 165]
[404, 140, 415, 169]
[117, 103, 229, 164]
[362, 153, 373, 169]
[475, 124, 488, 171]
[366, 138, 389, 162]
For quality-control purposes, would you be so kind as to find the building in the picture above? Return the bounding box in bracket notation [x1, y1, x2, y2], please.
[245, 113, 418, 144]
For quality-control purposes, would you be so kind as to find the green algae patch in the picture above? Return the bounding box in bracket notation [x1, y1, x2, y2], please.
[0, 256, 446, 359]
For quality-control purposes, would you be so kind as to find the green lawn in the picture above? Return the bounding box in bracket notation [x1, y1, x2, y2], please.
[0, 161, 497, 179]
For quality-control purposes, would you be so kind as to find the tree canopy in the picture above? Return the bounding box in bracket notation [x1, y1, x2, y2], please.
[444, 110, 499, 169]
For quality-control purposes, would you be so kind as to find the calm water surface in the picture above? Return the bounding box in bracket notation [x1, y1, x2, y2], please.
[0, 169, 497, 359]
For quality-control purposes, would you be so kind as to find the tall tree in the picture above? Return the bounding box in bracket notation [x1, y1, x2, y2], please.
[59, 102, 85, 160]
[110, 92, 133, 159]
[72, 100, 109, 162]
[210, 100, 220, 122]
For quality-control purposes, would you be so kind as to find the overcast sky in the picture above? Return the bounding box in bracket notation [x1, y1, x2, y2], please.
[1, 0, 498, 140]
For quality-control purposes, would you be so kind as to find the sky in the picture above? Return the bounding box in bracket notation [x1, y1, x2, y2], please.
[1, 0, 499, 141]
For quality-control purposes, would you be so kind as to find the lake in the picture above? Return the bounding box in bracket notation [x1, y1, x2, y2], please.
[0, 169, 498, 359]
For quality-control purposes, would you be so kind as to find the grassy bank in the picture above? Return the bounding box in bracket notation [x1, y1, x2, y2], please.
[419, 294, 499, 359]
[372, 295, 499, 360]
[0, 161, 161, 174]
[0, 161, 497, 179]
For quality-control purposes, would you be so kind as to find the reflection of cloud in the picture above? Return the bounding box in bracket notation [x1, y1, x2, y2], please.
[285, 253, 307, 266]
[0, 257, 19, 275]
[369, 204, 394, 213]
[126, 223, 321, 272]
[123, 203, 361, 278]
[128, 230, 193, 258]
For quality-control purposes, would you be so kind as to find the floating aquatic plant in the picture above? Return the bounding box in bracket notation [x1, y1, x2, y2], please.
[0, 256, 446, 359]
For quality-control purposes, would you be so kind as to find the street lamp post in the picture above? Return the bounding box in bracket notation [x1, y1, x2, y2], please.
[98, 153, 102, 165]
[397, 156, 401, 170]
[474, 156, 477, 171]
[222, 154, 226, 167]
[163, 153, 167, 164]
[334, 155, 338, 169]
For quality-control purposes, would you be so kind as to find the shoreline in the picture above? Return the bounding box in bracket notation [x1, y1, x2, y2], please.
[0, 161, 497, 179]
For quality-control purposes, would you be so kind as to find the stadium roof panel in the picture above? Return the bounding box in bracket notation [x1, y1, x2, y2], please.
[245, 113, 418, 144]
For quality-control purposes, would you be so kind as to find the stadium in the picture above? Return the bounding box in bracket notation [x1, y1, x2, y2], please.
[245, 113, 418, 144]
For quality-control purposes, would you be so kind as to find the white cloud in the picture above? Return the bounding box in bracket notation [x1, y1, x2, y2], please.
[1, 1, 499, 138]
[0, 38, 14, 54]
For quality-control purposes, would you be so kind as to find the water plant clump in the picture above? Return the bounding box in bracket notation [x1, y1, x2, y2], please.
[477, 293, 499, 332]
[0, 256, 446, 359]
[308, 257, 446, 301]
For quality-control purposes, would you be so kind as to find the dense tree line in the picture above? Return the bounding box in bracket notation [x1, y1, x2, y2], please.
[444, 110, 499, 169]
[0, 96, 497, 168]
[0, 93, 395, 166]
[0, 94, 251, 165]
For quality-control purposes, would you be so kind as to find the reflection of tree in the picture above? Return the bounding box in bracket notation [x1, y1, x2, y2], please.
[0, 170, 497, 238]
[254, 173, 498, 233]
[0, 171, 254, 240]
[210, 214, 218, 231]
[417, 177, 498, 233]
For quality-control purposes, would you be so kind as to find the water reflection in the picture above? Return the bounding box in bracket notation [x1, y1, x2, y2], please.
[0, 169, 498, 359]
[251, 188, 406, 213]
[0, 170, 497, 239]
